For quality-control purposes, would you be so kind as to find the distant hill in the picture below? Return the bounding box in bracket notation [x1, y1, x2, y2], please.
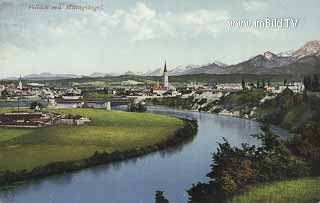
[142, 63, 223, 76]
[187, 40, 320, 76]
[23, 72, 81, 80]
[88, 72, 116, 78]
[123, 71, 137, 76]
[223, 40, 320, 75]
[140, 40, 320, 76]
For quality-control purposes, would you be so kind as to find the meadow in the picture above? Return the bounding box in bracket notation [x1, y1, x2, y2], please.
[0, 108, 184, 171]
[231, 178, 320, 203]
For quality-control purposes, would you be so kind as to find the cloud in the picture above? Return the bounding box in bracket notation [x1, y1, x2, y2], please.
[0, 1, 231, 75]
[170, 9, 229, 37]
[174, 10, 229, 25]
[0, 2, 230, 45]
[106, 2, 230, 41]
[242, 0, 268, 11]
[131, 2, 156, 21]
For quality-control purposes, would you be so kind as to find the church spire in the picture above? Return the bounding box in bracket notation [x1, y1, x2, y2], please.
[18, 75, 23, 90]
[164, 60, 167, 73]
[163, 60, 169, 89]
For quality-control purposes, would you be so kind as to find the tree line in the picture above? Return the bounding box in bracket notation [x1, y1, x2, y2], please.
[303, 74, 320, 91]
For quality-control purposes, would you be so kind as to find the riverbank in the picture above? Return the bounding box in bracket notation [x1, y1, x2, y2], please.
[0, 108, 198, 186]
[145, 90, 265, 121]
[146, 94, 320, 202]
[230, 177, 320, 203]
[146, 90, 320, 131]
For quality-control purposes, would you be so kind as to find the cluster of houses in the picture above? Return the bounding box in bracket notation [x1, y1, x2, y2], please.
[265, 82, 305, 94]
[215, 82, 305, 94]
[0, 62, 306, 111]
[0, 112, 91, 128]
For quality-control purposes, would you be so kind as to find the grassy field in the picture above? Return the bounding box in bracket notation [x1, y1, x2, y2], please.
[0, 107, 32, 113]
[0, 108, 184, 171]
[83, 92, 114, 100]
[231, 178, 320, 203]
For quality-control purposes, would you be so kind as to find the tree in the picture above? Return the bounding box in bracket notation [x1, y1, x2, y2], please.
[303, 76, 307, 90]
[30, 101, 43, 111]
[1, 89, 8, 99]
[187, 182, 218, 203]
[303, 75, 319, 92]
[129, 103, 146, 112]
[188, 126, 310, 201]
[262, 80, 266, 88]
[303, 76, 312, 91]
[312, 74, 319, 91]
[267, 80, 271, 87]
[241, 78, 246, 90]
[256, 80, 260, 89]
[155, 191, 169, 203]
[284, 79, 288, 86]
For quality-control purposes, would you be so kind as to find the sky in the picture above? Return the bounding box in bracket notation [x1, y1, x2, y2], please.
[0, 0, 320, 77]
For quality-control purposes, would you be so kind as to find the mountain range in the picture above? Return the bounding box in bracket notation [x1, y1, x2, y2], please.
[2, 40, 320, 80]
[143, 40, 320, 76]
[121, 40, 320, 76]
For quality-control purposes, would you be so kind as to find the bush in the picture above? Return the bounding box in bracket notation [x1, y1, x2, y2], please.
[188, 126, 311, 201]
[30, 101, 43, 111]
[288, 121, 320, 175]
[155, 191, 169, 203]
[129, 103, 147, 112]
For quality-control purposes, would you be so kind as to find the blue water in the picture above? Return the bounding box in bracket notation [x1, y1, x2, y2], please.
[0, 107, 262, 203]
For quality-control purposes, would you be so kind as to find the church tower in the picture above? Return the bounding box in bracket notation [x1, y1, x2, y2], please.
[18, 75, 23, 90]
[163, 61, 169, 89]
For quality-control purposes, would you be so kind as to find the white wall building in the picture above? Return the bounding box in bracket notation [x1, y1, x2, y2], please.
[62, 95, 83, 100]
[216, 83, 243, 92]
[18, 76, 23, 90]
[278, 82, 305, 93]
[0, 85, 5, 92]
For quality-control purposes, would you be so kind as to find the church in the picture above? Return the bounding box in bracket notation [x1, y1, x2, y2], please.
[152, 61, 176, 96]
[163, 61, 169, 89]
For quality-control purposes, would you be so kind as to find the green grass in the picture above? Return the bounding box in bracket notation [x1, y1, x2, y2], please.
[0, 107, 32, 113]
[231, 178, 320, 203]
[83, 92, 114, 100]
[223, 90, 266, 108]
[0, 108, 183, 171]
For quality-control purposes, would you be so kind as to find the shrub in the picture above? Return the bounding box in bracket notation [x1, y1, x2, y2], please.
[188, 126, 311, 201]
[155, 191, 169, 203]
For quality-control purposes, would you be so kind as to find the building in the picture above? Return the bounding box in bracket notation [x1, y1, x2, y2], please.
[163, 61, 169, 89]
[121, 80, 144, 86]
[216, 83, 243, 92]
[18, 75, 23, 90]
[85, 101, 111, 110]
[187, 82, 205, 89]
[279, 82, 305, 93]
[152, 61, 174, 96]
[54, 99, 84, 108]
[0, 112, 52, 128]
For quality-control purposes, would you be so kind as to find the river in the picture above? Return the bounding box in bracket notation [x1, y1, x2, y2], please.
[0, 107, 263, 203]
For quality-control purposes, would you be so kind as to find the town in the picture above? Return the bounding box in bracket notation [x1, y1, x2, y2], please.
[0, 61, 307, 112]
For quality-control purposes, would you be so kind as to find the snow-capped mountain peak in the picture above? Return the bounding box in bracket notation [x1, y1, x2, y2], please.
[293, 40, 320, 59]
[212, 60, 228, 67]
[264, 51, 276, 60]
[277, 50, 294, 57]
